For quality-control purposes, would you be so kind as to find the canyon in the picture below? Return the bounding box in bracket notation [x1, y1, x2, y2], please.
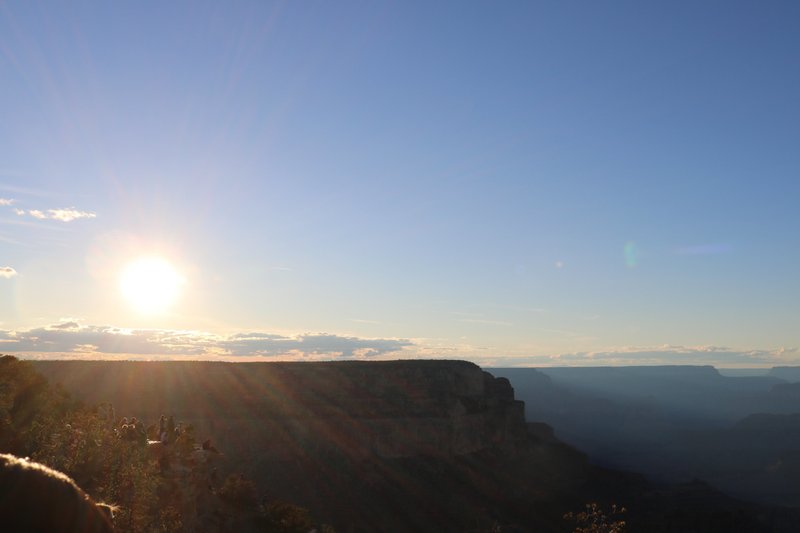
[28, 359, 799, 532]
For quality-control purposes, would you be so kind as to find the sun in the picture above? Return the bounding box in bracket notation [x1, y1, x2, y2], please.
[120, 257, 185, 315]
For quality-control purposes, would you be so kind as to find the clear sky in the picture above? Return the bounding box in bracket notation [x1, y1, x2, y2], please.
[1, 1, 798, 366]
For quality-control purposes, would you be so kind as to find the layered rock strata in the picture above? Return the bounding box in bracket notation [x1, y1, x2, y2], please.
[33, 360, 528, 461]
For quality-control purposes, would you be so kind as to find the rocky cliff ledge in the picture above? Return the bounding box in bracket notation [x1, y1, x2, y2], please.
[33, 360, 528, 460]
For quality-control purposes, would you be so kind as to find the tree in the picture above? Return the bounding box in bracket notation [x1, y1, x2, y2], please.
[564, 502, 627, 533]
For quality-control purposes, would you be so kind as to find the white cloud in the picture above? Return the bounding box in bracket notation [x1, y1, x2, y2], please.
[0, 267, 17, 279]
[0, 198, 14, 206]
[16, 207, 96, 222]
[47, 208, 96, 222]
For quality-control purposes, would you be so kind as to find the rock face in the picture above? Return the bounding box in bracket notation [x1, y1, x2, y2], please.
[33, 359, 527, 459]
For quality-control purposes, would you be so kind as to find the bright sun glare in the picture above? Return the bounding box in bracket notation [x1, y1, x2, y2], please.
[120, 257, 184, 315]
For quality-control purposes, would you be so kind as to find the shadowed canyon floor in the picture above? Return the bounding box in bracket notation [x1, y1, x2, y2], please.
[492, 366, 800, 509]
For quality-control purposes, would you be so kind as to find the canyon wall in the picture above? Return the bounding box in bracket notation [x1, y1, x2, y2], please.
[32, 360, 528, 461]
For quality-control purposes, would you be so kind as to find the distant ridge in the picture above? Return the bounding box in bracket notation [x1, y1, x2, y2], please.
[769, 366, 800, 382]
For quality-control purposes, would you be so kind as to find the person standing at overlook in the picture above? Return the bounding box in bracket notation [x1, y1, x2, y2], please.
[159, 414, 167, 444]
[166, 415, 176, 445]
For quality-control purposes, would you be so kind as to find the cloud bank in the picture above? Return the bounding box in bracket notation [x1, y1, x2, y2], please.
[0, 267, 17, 279]
[0, 323, 413, 360]
[0, 324, 792, 368]
[0, 198, 14, 206]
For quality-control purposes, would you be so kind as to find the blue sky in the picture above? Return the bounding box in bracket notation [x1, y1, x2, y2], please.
[1, 1, 798, 366]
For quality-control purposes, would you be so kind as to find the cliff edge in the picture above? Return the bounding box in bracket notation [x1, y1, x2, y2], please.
[33, 360, 528, 460]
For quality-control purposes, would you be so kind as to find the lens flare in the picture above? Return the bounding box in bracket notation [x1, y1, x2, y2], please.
[624, 242, 638, 268]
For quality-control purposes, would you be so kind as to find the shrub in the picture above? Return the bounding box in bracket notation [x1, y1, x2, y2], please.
[258, 500, 314, 533]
